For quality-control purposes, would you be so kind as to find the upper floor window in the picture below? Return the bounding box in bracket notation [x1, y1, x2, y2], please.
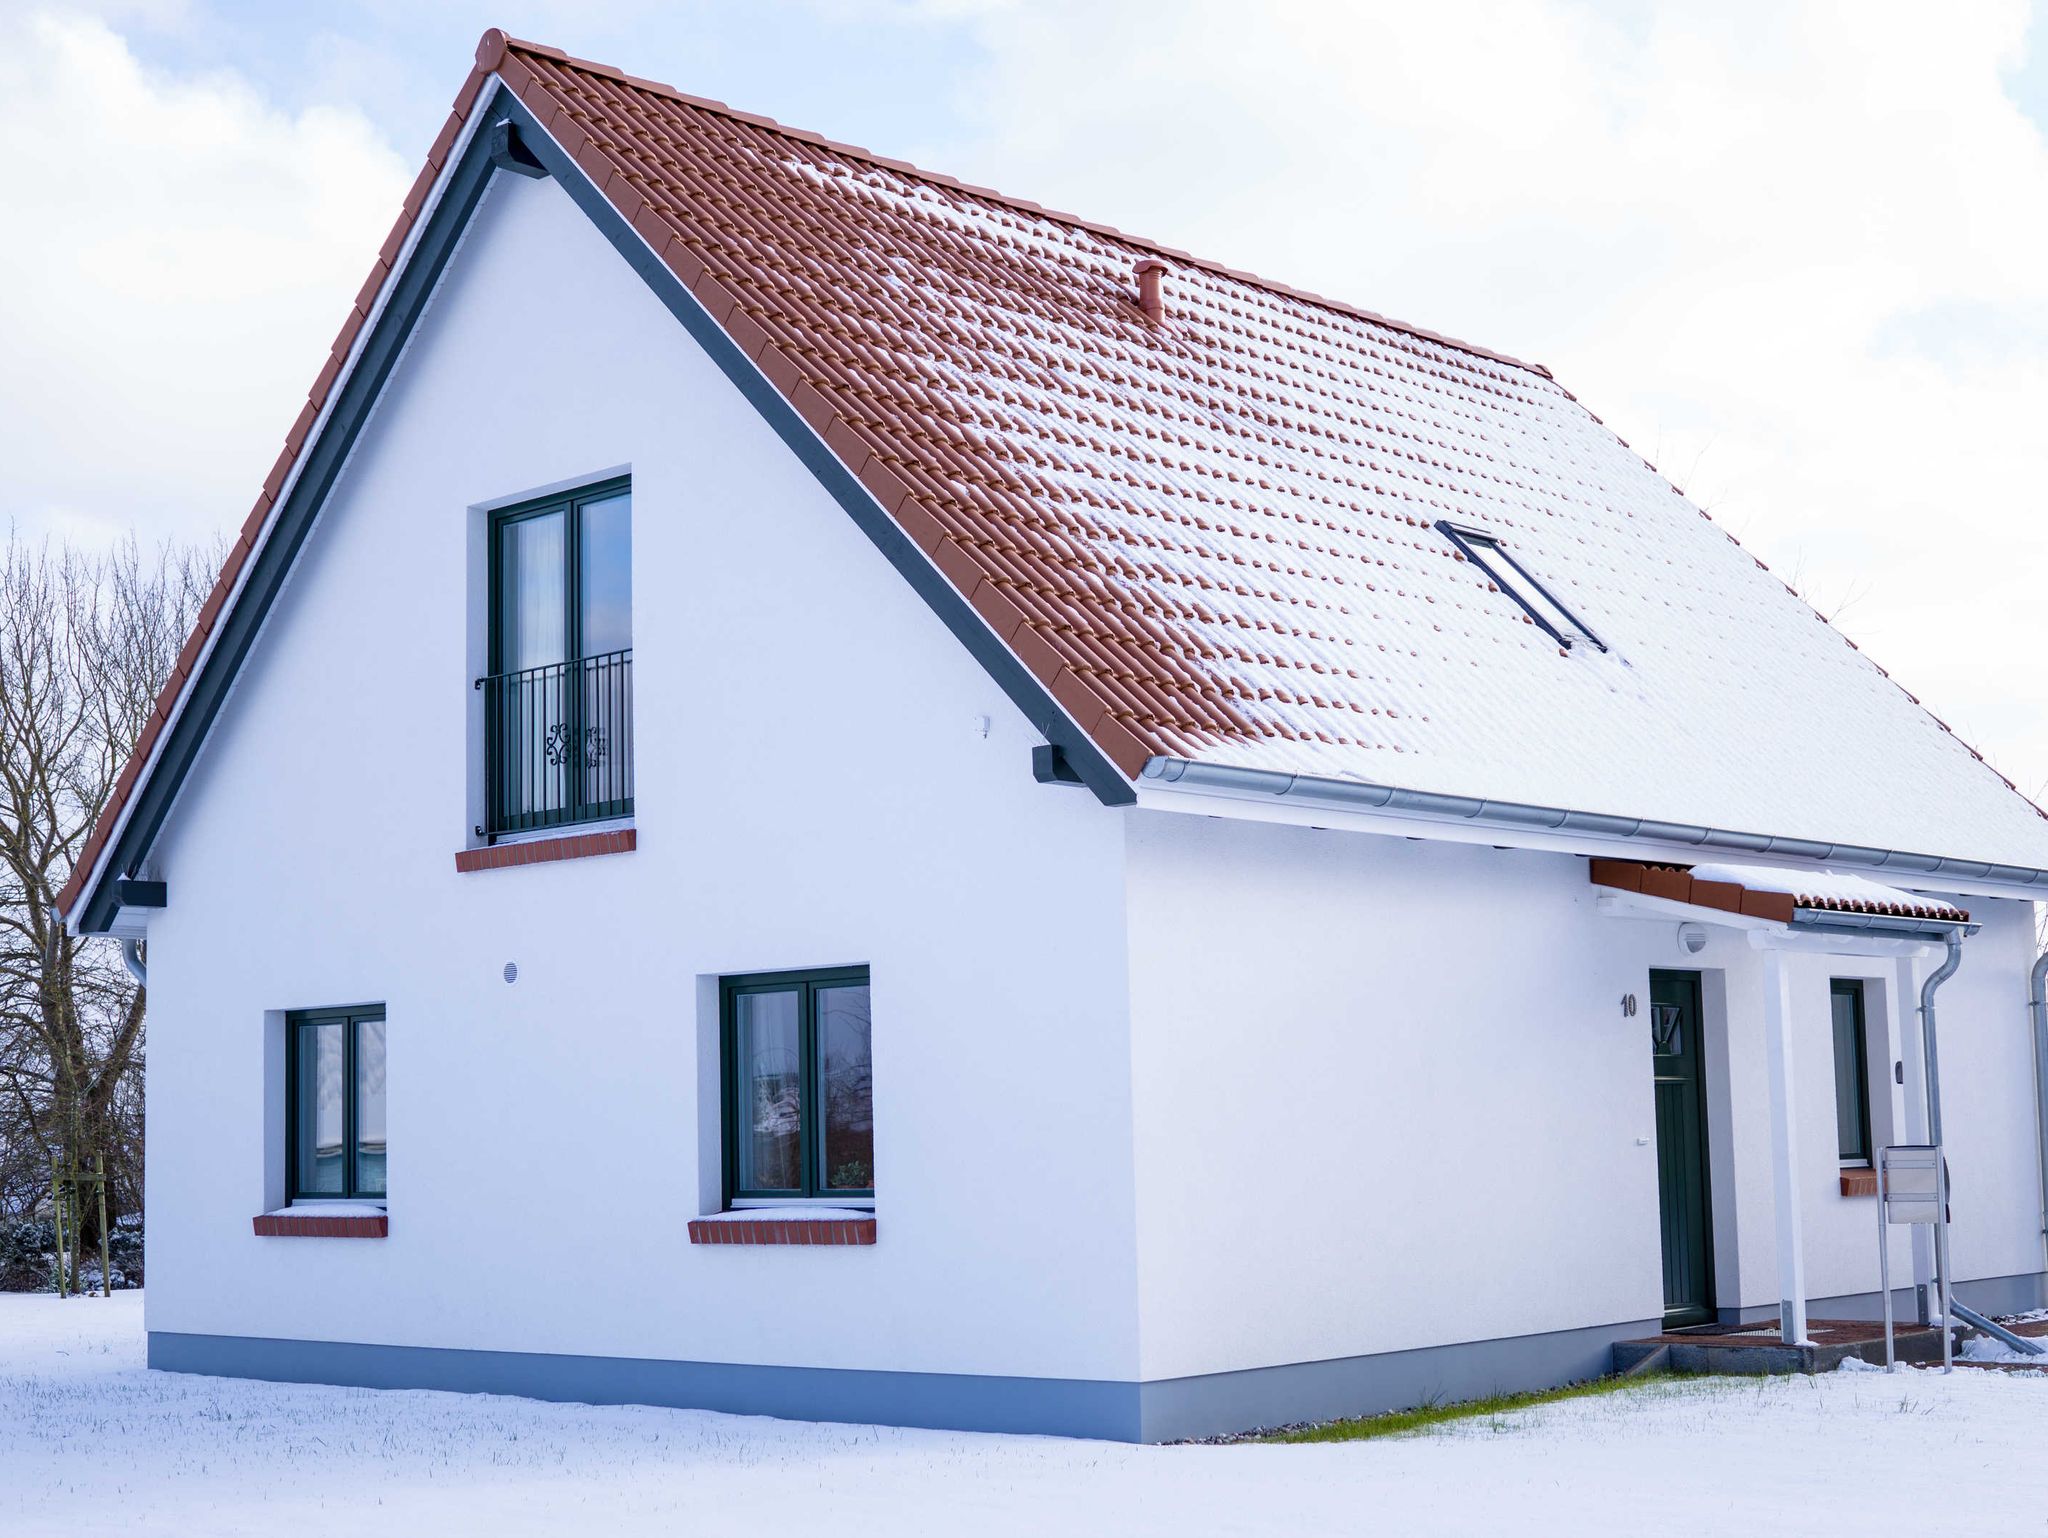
[481, 478, 633, 837]
[722, 967, 874, 1204]
[289, 1006, 387, 1202]
[1435, 519, 1606, 652]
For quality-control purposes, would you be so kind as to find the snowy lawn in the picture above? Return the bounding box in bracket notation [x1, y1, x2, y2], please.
[7, 1294, 2048, 1536]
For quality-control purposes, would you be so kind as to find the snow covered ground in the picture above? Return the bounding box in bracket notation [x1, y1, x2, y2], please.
[7, 1294, 2048, 1536]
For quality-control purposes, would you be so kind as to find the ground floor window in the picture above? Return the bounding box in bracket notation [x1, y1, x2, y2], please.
[288, 1006, 387, 1201]
[1829, 979, 1872, 1164]
[721, 967, 872, 1202]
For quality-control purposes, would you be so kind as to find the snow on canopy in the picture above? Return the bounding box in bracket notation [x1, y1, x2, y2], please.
[1688, 864, 1971, 921]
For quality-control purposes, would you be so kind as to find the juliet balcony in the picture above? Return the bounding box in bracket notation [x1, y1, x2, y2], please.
[477, 648, 633, 839]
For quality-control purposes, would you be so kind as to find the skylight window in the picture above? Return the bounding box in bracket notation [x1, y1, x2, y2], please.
[1435, 520, 1607, 653]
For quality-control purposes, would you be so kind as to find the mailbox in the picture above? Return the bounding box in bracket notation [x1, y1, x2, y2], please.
[1877, 1143, 1952, 1371]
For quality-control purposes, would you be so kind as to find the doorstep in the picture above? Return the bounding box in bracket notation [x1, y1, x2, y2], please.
[1612, 1317, 1951, 1375]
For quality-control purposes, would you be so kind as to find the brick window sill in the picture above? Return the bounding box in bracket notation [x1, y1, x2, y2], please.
[252, 1211, 388, 1238]
[455, 827, 635, 873]
[688, 1213, 876, 1246]
[1839, 1166, 1878, 1198]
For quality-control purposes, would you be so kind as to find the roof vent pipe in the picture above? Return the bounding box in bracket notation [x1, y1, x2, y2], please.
[1134, 258, 1168, 322]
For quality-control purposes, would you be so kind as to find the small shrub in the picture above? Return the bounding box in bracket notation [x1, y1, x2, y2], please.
[77, 1262, 135, 1293]
[108, 1212, 143, 1281]
[0, 1212, 143, 1291]
[0, 1216, 55, 1292]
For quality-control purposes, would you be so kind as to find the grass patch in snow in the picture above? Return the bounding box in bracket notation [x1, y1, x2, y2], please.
[14, 1295, 2048, 1536]
[1262, 1372, 1682, 1443]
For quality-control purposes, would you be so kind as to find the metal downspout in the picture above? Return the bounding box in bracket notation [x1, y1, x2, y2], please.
[1918, 931, 1962, 1149]
[1904, 932, 1963, 1332]
[1973, 947, 2048, 1351]
[2032, 948, 2048, 1259]
[119, 938, 145, 988]
[1910, 933, 2046, 1355]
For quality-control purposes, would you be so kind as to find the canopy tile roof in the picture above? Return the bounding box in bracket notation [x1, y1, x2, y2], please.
[1590, 860, 1971, 925]
[60, 29, 2048, 922]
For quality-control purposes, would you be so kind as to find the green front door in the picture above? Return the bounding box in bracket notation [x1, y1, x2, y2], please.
[1649, 970, 1715, 1327]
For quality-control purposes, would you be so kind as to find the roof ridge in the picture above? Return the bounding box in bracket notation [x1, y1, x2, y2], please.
[484, 29, 1551, 381]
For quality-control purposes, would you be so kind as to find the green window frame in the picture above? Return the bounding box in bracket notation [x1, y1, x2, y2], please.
[1829, 979, 1873, 1165]
[481, 476, 633, 838]
[286, 1005, 388, 1202]
[720, 966, 874, 1204]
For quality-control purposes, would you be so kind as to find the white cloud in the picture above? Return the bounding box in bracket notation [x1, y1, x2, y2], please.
[922, 0, 2048, 800]
[0, 10, 410, 547]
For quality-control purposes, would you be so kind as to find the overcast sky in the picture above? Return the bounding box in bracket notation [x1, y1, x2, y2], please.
[6, 0, 2047, 802]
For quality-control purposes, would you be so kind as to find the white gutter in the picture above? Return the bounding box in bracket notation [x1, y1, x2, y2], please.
[1140, 758, 2048, 899]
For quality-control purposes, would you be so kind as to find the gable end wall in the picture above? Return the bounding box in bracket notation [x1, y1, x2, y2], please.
[140, 168, 1140, 1384]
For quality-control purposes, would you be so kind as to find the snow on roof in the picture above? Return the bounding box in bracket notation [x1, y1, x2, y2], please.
[61, 31, 2048, 924]
[487, 39, 2048, 871]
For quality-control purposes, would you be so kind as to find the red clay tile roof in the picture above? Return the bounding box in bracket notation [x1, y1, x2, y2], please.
[60, 28, 2048, 919]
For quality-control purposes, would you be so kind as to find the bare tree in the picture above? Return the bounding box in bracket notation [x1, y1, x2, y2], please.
[0, 530, 214, 1269]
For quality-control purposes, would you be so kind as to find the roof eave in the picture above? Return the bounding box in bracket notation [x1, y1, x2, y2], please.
[1140, 756, 2048, 901]
[63, 77, 507, 935]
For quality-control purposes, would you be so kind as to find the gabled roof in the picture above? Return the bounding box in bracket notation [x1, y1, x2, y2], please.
[62, 29, 2048, 929]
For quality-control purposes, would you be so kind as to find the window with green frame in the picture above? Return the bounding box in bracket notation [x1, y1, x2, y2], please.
[481, 477, 633, 838]
[1829, 979, 1873, 1165]
[287, 1006, 387, 1202]
[721, 968, 873, 1202]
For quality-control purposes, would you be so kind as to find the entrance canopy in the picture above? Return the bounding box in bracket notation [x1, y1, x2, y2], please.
[1590, 859, 1972, 943]
[1591, 858, 1976, 1347]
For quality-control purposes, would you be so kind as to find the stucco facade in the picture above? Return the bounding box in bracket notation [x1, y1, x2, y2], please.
[1124, 810, 2045, 1418]
[143, 168, 1140, 1390]
[124, 147, 2048, 1442]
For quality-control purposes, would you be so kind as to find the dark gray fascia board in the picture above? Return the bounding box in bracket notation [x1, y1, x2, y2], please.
[73, 82, 1133, 932]
[487, 120, 546, 178]
[1031, 745, 1087, 785]
[75, 100, 506, 936]
[113, 879, 167, 911]
[1141, 757, 2048, 894]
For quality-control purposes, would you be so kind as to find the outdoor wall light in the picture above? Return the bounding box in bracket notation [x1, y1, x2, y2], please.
[1677, 922, 1709, 956]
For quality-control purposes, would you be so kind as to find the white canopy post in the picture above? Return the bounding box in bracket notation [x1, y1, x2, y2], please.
[1893, 951, 1936, 1323]
[1760, 945, 1811, 1345]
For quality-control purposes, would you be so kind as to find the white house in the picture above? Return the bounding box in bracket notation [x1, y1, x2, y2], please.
[63, 31, 2048, 1442]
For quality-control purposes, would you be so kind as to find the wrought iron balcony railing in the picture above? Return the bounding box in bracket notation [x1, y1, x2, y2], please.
[477, 648, 633, 837]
